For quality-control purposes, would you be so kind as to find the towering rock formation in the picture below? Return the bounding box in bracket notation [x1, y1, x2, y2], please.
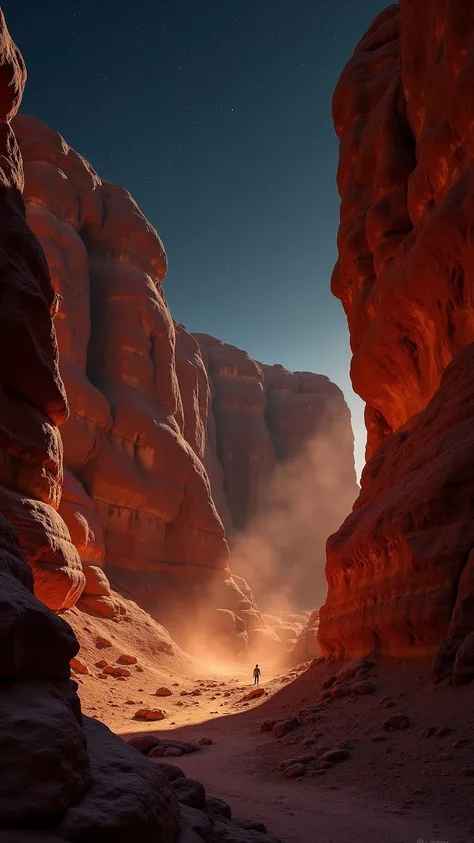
[320, 1, 474, 684]
[12, 114, 233, 640]
[0, 11, 180, 839]
[196, 335, 358, 609]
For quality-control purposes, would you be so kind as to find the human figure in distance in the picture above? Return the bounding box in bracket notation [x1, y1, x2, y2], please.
[253, 664, 261, 685]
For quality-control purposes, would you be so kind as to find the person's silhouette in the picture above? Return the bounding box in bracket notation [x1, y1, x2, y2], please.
[253, 664, 261, 685]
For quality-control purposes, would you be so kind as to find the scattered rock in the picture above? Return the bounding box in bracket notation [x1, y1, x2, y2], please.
[383, 714, 410, 731]
[272, 718, 299, 738]
[70, 657, 90, 676]
[336, 658, 373, 681]
[126, 735, 161, 754]
[284, 763, 306, 778]
[103, 666, 131, 677]
[206, 795, 232, 819]
[164, 747, 184, 757]
[116, 654, 137, 665]
[134, 708, 167, 721]
[322, 674, 337, 689]
[95, 636, 112, 649]
[156, 687, 173, 697]
[261, 720, 277, 732]
[94, 660, 108, 669]
[199, 737, 213, 746]
[241, 687, 265, 701]
[149, 746, 165, 758]
[330, 683, 351, 699]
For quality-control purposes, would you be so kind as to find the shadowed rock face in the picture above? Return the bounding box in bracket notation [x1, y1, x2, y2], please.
[320, 1, 474, 680]
[12, 114, 230, 633]
[0, 11, 180, 839]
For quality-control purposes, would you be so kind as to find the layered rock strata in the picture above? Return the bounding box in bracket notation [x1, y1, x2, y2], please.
[320, 1, 474, 683]
[196, 334, 358, 608]
[0, 13, 180, 839]
[12, 114, 232, 635]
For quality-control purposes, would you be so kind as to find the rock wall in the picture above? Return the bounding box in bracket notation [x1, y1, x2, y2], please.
[320, 1, 474, 682]
[12, 114, 233, 638]
[196, 334, 358, 610]
[0, 12, 181, 838]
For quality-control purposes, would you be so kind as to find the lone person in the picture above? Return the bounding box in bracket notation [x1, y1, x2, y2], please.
[253, 664, 261, 685]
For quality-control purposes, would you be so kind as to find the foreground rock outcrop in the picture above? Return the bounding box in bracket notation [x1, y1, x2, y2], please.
[320, 1, 474, 681]
[0, 13, 180, 838]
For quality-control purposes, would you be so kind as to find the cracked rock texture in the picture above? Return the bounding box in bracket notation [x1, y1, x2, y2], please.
[320, 1, 474, 683]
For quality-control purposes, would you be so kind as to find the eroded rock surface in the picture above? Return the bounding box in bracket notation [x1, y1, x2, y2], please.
[12, 113, 231, 638]
[0, 13, 180, 839]
[320, 1, 474, 677]
[195, 335, 358, 610]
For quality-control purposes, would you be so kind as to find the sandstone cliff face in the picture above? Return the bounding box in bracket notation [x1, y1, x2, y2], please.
[194, 335, 276, 531]
[320, 1, 474, 681]
[0, 14, 180, 839]
[195, 335, 358, 611]
[12, 110, 356, 647]
[12, 114, 231, 635]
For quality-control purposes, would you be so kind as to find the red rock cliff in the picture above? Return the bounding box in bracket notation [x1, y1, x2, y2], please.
[195, 335, 358, 609]
[12, 114, 231, 636]
[320, 1, 474, 683]
[0, 11, 180, 839]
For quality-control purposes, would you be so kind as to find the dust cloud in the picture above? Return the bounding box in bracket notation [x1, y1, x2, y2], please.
[229, 415, 359, 615]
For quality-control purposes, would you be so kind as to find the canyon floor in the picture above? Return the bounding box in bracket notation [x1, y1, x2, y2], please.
[69, 605, 474, 843]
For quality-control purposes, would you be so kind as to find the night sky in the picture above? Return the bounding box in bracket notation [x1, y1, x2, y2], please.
[5, 0, 389, 477]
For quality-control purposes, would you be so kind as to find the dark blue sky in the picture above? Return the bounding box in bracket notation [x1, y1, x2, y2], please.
[5, 0, 388, 476]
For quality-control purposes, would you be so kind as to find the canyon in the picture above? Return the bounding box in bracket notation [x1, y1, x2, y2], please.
[318, 0, 474, 687]
[4, 0, 474, 841]
[9, 111, 356, 659]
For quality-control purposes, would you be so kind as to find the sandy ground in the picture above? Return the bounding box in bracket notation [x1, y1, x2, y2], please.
[69, 606, 474, 843]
